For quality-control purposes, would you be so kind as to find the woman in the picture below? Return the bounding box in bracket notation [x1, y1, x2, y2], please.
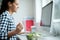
[0, 0, 23, 40]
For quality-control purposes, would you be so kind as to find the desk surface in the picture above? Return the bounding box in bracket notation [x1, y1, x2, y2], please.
[17, 26, 60, 40]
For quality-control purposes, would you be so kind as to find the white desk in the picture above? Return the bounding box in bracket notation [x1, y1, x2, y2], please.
[39, 36, 60, 40]
[17, 26, 60, 40]
[17, 34, 27, 40]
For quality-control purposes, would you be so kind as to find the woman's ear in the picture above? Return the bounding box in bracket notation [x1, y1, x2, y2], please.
[8, 2, 12, 7]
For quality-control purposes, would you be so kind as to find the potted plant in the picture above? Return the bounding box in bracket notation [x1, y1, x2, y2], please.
[27, 32, 41, 40]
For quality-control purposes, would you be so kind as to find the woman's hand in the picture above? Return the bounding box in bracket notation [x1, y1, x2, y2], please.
[8, 23, 23, 38]
[16, 23, 23, 34]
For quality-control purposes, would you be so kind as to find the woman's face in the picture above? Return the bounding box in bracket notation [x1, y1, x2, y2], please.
[9, 0, 19, 12]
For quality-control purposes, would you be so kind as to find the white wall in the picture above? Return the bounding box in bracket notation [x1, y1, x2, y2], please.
[35, 0, 42, 23]
[52, 0, 60, 19]
[13, 0, 34, 24]
[51, 0, 60, 27]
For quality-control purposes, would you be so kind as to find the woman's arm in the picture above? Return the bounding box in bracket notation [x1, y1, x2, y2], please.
[8, 30, 19, 38]
[8, 23, 23, 38]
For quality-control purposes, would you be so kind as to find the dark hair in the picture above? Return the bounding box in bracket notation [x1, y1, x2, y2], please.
[0, 0, 15, 14]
